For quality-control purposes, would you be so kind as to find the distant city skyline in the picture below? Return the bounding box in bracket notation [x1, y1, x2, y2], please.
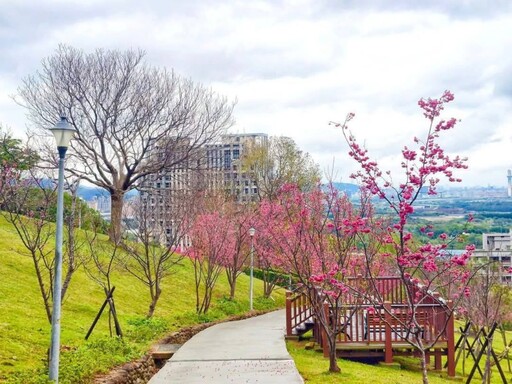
[1, 1, 511, 186]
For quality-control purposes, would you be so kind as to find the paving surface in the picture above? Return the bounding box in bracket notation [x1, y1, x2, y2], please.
[149, 309, 304, 384]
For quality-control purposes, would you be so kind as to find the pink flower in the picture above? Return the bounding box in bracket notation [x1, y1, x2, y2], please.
[402, 148, 417, 161]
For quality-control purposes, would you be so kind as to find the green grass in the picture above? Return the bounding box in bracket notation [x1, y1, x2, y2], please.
[287, 329, 512, 384]
[287, 340, 454, 384]
[0, 215, 285, 383]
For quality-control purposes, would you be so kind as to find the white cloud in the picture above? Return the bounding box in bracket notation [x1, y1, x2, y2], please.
[0, 0, 511, 186]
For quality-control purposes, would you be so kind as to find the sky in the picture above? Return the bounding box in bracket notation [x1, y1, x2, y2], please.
[1, 0, 511, 187]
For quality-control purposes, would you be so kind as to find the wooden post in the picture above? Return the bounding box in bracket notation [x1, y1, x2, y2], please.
[286, 291, 292, 337]
[434, 349, 442, 370]
[446, 300, 455, 377]
[322, 302, 330, 358]
[85, 287, 115, 340]
[384, 301, 393, 364]
[108, 297, 122, 338]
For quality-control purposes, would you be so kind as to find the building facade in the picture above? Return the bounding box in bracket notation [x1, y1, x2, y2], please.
[139, 132, 268, 246]
[205, 133, 268, 201]
[472, 229, 512, 284]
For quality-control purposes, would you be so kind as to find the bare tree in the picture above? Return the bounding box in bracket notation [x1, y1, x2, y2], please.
[17, 45, 235, 241]
[122, 193, 191, 318]
[241, 136, 320, 201]
[80, 213, 123, 336]
[2, 174, 56, 323]
[61, 177, 85, 296]
[461, 262, 511, 383]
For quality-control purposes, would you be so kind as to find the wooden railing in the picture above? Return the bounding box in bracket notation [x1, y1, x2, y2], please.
[285, 288, 313, 337]
[334, 303, 451, 344]
[345, 275, 406, 304]
[284, 276, 456, 376]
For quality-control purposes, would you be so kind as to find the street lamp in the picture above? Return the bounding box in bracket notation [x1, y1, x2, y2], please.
[248, 227, 256, 311]
[49, 116, 75, 382]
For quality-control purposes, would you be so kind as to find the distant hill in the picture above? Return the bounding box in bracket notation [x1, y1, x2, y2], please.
[77, 185, 138, 201]
[77, 185, 110, 200]
[330, 182, 360, 196]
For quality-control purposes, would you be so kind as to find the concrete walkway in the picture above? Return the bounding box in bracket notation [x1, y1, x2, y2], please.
[149, 310, 304, 384]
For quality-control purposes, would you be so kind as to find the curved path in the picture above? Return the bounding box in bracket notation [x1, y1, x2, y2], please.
[149, 309, 304, 384]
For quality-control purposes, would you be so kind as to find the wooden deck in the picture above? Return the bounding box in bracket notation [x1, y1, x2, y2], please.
[285, 276, 456, 376]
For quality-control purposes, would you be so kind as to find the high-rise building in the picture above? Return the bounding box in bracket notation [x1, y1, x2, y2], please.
[139, 133, 268, 245]
[205, 133, 268, 201]
[87, 195, 112, 221]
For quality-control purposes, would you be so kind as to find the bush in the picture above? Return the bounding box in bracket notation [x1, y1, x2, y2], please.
[125, 316, 168, 343]
[215, 296, 244, 315]
[243, 268, 293, 289]
[8, 337, 139, 384]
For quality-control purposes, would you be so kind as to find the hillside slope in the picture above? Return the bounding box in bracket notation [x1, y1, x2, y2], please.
[0, 215, 284, 383]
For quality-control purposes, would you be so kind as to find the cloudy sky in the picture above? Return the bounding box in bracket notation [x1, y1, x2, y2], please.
[1, 0, 511, 187]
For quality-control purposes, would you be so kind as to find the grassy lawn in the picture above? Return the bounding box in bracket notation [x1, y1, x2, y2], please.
[0, 215, 285, 383]
[287, 332, 512, 384]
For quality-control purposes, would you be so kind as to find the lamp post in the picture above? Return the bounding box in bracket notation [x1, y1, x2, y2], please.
[248, 227, 256, 311]
[49, 116, 75, 382]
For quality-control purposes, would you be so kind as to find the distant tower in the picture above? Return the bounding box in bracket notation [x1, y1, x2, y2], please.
[508, 169, 512, 197]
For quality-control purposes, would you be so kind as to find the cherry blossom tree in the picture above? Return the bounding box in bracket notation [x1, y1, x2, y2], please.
[259, 183, 372, 372]
[0, 127, 38, 206]
[187, 206, 235, 314]
[333, 91, 476, 383]
[252, 222, 287, 298]
[222, 202, 255, 300]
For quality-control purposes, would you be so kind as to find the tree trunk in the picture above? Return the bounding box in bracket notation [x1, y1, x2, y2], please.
[263, 270, 270, 298]
[420, 350, 429, 384]
[147, 287, 161, 318]
[225, 269, 237, 300]
[61, 187, 79, 300]
[483, 332, 492, 384]
[262, 269, 277, 298]
[110, 191, 125, 242]
[32, 255, 52, 323]
[328, 336, 340, 373]
[229, 278, 236, 300]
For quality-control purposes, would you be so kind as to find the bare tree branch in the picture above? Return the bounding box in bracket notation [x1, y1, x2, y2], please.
[16, 45, 235, 241]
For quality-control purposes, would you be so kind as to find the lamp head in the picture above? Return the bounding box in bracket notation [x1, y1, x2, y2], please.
[249, 227, 256, 237]
[50, 116, 76, 148]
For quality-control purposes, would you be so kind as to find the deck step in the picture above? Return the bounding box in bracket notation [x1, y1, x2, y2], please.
[292, 322, 314, 336]
[305, 342, 315, 350]
[151, 344, 182, 360]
